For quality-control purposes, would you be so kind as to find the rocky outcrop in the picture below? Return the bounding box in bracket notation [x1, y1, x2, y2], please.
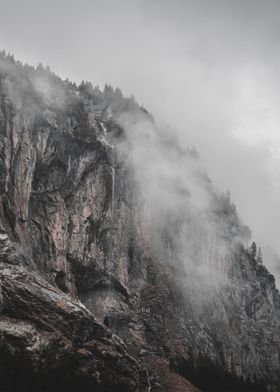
[0, 52, 280, 391]
[0, 252, 145, 391]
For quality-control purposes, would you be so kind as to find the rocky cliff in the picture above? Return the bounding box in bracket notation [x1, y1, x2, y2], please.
[0, 52, 280, 391]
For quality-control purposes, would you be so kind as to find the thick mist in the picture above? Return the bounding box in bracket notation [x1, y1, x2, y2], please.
[117, 110, 250, 291]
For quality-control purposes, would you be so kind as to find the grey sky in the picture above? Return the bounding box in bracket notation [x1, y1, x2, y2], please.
[1, 0, 280, 259]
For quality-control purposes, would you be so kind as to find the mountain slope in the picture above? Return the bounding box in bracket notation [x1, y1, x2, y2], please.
[0, 51, 280, 392]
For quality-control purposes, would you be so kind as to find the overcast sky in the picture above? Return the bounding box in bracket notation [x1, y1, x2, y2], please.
[1, 0, 280, 257]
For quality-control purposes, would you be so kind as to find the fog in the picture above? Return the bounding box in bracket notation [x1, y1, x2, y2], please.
[0, 0, 280, 271]
[116, 107, 250, 292]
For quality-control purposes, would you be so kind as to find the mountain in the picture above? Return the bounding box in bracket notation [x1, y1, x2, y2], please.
[0, 51, 280, 392]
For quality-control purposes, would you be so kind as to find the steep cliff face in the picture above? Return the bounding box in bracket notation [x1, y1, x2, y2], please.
[0, 53, 280, 392]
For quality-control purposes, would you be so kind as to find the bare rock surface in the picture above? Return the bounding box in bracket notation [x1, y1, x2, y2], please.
[0, 259, 146, 392]
[0, 52, 280, 391]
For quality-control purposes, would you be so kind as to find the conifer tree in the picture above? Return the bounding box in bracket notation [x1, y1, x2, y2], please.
[249, 241, 257, 259]
[257, 247, 263, 263]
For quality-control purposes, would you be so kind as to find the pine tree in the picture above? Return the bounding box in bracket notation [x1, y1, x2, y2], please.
[257, 247, 263, 264]
[0, 49, 6, 59]
[36, 62, 44, 73]
[249, 241, 257, 259]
